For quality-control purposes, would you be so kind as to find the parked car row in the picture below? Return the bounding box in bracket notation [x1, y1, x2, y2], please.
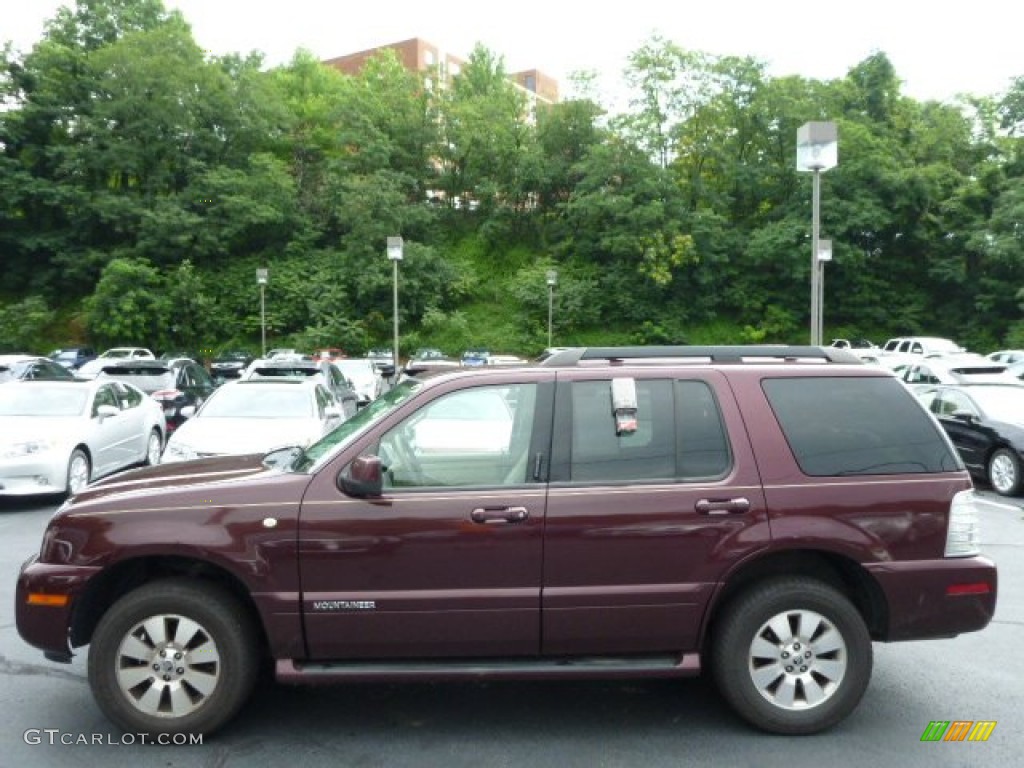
[9, 338, 1024, 504]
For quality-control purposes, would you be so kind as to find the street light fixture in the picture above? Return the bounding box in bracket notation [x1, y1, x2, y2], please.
[387, 236, 404, 374]
[797, 121, 838, 346]
[546, 269, 558, 348]
[256, 268, 268, 357]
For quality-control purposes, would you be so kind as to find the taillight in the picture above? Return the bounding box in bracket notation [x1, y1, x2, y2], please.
[945, 490, 982, 557]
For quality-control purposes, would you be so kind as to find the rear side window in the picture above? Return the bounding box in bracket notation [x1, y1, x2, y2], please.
[563, 379, 730, 483]
[762, 376, 961, 476]
[570, 379, 675, 481]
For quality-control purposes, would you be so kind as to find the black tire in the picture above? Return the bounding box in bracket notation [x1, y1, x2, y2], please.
[987, 447, 1021, 496]
[711, 577, 872, 735]
[144, 428, 163, 467]
[67, 448, 91, 495]
[88, 579, 258, 736]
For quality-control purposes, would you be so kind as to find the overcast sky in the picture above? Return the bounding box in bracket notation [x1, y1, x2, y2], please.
[4, 0, 1023, 105]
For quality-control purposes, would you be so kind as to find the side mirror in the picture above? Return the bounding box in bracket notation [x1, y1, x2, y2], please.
[96, 404, 119, 420]
[339, 455, 383, 497]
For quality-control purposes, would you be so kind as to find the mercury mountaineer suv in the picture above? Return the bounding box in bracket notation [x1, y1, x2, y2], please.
[16, 346, 998, 737]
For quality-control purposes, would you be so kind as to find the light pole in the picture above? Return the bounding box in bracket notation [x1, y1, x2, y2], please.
[256, 268, 268, 357]
[546, 269, 558, 348]
[797, 121, 838, 345]
[387, 236, 403, 374]
[816, 239, 832, 345]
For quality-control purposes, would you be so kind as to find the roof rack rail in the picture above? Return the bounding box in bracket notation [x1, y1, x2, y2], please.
[538, 345, 863, 367]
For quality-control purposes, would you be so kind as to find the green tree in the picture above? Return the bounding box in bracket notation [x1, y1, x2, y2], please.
[0, 296, 56, 352]
[83, 257, 171, 348]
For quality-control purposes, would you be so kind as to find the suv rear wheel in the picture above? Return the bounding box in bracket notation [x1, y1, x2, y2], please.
[712, 577, 872, 734]
[88, 579, 258, 735]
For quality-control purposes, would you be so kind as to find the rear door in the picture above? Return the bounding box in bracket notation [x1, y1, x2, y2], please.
[298, 374, 555, 660]
[542, 370, 769, 655]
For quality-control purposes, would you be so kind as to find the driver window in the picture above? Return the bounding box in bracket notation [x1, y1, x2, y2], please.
[378, 383, 537, 489]
[92, 385, 120, 416]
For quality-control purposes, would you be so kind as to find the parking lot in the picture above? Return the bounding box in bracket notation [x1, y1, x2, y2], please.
[1, 487, 1021, 767]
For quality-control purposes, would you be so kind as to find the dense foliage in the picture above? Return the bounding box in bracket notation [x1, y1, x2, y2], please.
[3, 0, 1024, 357]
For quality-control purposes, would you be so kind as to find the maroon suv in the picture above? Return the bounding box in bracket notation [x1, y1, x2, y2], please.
[16, 346, 997, 737]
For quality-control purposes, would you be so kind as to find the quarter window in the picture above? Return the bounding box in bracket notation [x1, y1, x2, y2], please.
[763, 377, 960, 475]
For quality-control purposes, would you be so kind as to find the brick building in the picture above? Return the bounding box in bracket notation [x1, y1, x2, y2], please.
[323, 37, 559, 105]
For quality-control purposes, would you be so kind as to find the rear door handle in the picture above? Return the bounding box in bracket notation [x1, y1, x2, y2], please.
[695, 497, 751, 515]
[471, 506, 529, 524]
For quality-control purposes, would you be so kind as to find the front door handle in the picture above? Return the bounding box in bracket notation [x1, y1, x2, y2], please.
[471, 506, 529, 524]
[695, 497, 751, 515]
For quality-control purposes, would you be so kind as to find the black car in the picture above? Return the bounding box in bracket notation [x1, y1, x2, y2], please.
[48, 347, 97, 370]
[917, 382, 1024, 496]
[210, 349, 256, 383]
[461, 348, 491, 367]
[0, 355, 77, 382]
[96, 359, 217, 434]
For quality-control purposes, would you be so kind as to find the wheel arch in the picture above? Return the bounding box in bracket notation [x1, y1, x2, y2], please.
[702, 549, 889, 646]
[69, 555, 268, 656]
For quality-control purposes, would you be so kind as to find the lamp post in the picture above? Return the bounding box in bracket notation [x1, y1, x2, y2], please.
[386, 236, 404, 374]
[797, 121, 838, 346]
[546, 269, 558, 348]
[256, 268, 268, 357]
[816, 239, 832, 345]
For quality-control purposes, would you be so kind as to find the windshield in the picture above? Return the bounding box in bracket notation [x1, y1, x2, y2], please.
[292, 379, 421, 472]
[200, 384, 315, 419]
[0, 385, 89, 416]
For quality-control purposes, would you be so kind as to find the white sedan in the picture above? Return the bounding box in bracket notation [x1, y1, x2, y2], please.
[161, 379, 344, 462]
[0, 379, 165, 496]
[76, 347, 156, 379]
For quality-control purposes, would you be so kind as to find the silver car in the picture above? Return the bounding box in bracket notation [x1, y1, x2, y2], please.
[0, 379, 165, 496]
[162, 379, 344, 462]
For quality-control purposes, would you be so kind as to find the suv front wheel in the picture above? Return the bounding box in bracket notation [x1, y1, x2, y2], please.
[88, 579, 258, 735]
[711, 577, 872, 734]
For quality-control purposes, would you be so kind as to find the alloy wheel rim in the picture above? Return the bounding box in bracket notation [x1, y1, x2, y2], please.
[991, 454, 1016, 493]
[747, 608, 847, 711]
[68, 455, 89, 493]
[115, 613, 221, 719]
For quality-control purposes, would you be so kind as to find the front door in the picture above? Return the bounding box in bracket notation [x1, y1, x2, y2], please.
[91, 383, 136, 475]
[298, 378, 553, 660]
